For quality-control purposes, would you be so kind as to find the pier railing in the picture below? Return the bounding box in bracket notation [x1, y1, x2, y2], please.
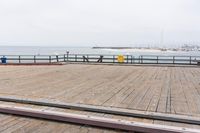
[1, 54, 200, 65]
[66, 54, 200, 65]
[0, 55, 61, 64]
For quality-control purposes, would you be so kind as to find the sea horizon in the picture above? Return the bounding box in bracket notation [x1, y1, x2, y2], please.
[0, 45, 200, 57]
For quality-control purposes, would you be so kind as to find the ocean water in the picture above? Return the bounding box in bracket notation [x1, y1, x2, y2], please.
[0, 46, 200, 57]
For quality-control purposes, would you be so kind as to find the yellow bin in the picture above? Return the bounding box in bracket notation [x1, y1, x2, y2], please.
[117, 55, 125, 63]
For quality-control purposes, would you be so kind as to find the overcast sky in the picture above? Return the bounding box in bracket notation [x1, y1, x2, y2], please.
[0, 0, 199, 47]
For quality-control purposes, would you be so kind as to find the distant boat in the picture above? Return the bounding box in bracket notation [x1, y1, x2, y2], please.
[160, 48, 167, 51]
[172, 48, 178, 51]
[92, 47, 133, 49]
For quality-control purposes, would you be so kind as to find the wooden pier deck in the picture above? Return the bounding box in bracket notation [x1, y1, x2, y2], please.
[0, 64, 200, 132]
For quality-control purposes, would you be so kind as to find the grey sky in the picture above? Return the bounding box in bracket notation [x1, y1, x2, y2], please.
[0, 0, 199, 47]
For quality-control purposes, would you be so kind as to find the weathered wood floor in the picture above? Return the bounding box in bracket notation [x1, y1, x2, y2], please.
[0, 64, 200, 132]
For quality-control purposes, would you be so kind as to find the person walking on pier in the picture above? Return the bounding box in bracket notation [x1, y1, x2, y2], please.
[1, 56, 7, 64]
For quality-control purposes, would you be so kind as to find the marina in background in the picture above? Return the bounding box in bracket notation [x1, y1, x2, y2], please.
[0, 45, 200, 56]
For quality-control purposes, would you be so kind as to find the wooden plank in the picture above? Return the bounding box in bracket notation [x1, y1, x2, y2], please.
[0, 104, 199, 133]
[171, 67, 190, 115]
[1, 118, 30, 133]
[0, 96, 200, 125]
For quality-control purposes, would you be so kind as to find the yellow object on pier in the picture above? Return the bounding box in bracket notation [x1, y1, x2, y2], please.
[117, 55, 125, 63]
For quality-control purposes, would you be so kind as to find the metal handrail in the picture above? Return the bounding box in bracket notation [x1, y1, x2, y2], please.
[0, 54, 199, 65]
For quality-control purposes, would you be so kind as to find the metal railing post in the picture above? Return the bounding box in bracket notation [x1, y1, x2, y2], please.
[173, 56, 175, 64]
[87, 55, 89, 62]
[56, 55, 59, 62]
[34, 56, 36, 63]
[127, 55, 129, 64]
[49, 56, 51, 63]
[19, 56, 21, 63]
[131, 55, 133, 64]
[75, 55, 77, 62]
[64, 54, 66, 62]
[157, 56, 159, 64]
[67, 53, 69, 61]
[138, 56, 140, 63]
